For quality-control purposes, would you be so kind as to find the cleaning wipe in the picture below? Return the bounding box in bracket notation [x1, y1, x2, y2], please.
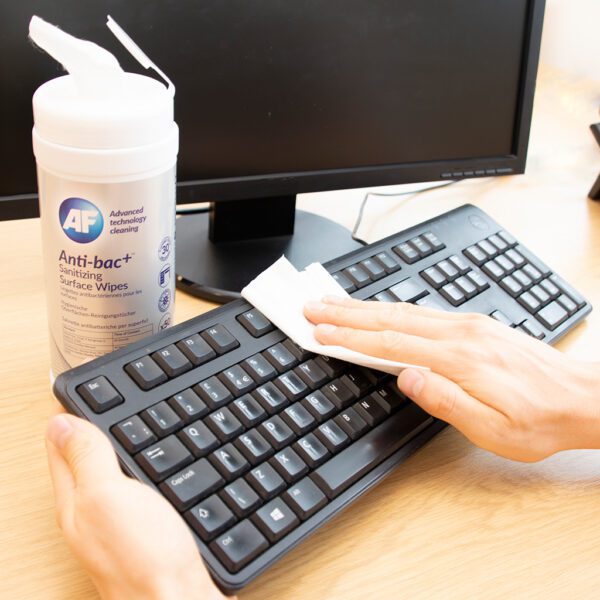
[241, 256, 427, 376]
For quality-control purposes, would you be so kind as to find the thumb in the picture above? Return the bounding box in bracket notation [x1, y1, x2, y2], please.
[396, 368, 497, 435]
[46, 413, 123, 489]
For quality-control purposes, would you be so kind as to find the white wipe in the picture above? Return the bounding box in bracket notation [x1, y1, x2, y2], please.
[241, 256, 427, 376]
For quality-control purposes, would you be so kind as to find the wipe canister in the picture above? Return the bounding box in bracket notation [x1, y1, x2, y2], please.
[30, 16, 179, 377]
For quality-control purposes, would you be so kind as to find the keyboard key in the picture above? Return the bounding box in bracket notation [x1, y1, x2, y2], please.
[422, 231, 445, 251]
[499, 275, 523, 297]
[194, 376, 233, 410]
[498, 230, 518, 247]
[252, 497, 299, 543]
[271, 447, 308, 482]
[435, 259, 459, 280]
[231, 394, 267, 427]
[179, 421, 219, 457]
[550, 274, 586, 309]
[373, 291, 397, 302]
[294, 433, 330, 468]
[375, 251, 401, 273]
[529, 284, 550, 307]
[519, 319, 545, 340]
[125, 356, 167, 390]
[264, 343, 298, 372]
[477, 239, 497, 258]
[282, 402, 316, 434]
[487, 233, 508, 252]
[151, 344, 192, 378]
[540, 278, 560, 299]
[344, 367, 377, 396]
[335, 407, 369, 440]
[302, 391, 337, 422]
[321, 378, 356, 409]
[78, 376, 123, 413]
[359, 257, 386, 281]
[420, 266, 446, 289]
[505, 248, 525, 267]
[235, 429, 273, 464]
[259, 415, 295, 449]
[112, 416, 156, 453]
[454, 275, 477, 299]
[206, 407, 244, 442]
[283, 339, 313, 362]
[343, 264, 371, 288]
[219, 365, 256, 396]
[284, 477, 327, 520]
[353, 396, 388, 427]
[557, 294, 578, 316]
[481, 259, 505, 281]
[463, 244, 487, 265]
[210, 520, 269, 573]
[490, 310, 513, 327]
[222, 478, 261, 517]
[373, 386, 407, 414]
[142, 401, 183, 437]
[169, 388, 208, 422]
[535, 301, 569, 330]
[448, 254, 470, 274]
[295, 359, 329, 389]
[408, 235, 433, 257]
[466, 271, 490, 292]
[176, 333, 216, 366]
[517, 291, 541, 314]
[513, 269, 533, 289]
[236, 308, 275, 337]
[522, 263, 543, 283]
[332, 271, 357, 293]
[210, 444, 249, 481]
[186, 495, 236, 542]
[135, 436, 193, 483]
[440, 282, 465, 306]
[315, 420, 350, 452]
[311, 403, 432, 498]
[517, 247, 551, 277]
[416, 294, 449, 311]
[160, 458, 224, 511]
[388, 278, 428, 303]
[247, 462, 286, 499]
[274, 372, 308, 401]
[393, 242, 420, 264]
[201, 324, 239, 354]
[313, 355, 345, 379]
[253, 381, 289, 414]
[243, 353, 277, 384]
[495, 254, 515, 273]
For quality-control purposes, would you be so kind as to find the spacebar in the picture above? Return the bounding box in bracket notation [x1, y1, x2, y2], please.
[311, 404, 433, 499]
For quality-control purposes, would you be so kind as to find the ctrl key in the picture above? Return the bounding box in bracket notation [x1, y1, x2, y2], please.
[210, 520, 269, 573]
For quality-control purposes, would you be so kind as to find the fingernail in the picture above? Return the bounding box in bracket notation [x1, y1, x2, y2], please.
[398, 369, 425, 397]
[322, 295, 347, 305]
[315, 323, 337, 335]
[46, 414, 74, 450]
[305, 301, 327, 311]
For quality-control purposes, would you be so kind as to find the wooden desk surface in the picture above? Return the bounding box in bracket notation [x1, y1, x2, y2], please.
[2, 67, 600, 599]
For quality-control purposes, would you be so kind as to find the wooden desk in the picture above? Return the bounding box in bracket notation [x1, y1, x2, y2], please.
[2, 67, 600, 599]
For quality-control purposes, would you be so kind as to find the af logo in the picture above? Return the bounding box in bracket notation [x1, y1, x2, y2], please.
[59, 198, 104, 243]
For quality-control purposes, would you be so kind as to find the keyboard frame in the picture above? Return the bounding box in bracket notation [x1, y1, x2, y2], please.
[53, 204, 592, 593]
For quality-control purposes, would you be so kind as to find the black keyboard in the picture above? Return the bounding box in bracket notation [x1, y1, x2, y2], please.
[53, 204, 592, 593]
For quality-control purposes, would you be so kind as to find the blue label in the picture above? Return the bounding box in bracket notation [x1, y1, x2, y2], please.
[59, 198, 104, 243]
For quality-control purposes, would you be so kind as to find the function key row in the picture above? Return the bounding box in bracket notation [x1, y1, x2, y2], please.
[332, 231, 445, 293]
[124, 324, 240, 392]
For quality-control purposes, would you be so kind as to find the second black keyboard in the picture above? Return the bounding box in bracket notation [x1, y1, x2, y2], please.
[53, 204, 591, 593]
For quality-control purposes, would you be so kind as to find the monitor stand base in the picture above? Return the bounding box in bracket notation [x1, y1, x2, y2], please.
[175, 210, 364, 304]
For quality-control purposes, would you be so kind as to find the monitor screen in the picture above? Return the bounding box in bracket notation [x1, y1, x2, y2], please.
[1, 0, 539, 202]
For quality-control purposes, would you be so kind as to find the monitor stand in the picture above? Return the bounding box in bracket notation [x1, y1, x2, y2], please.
[175, 195, 363, 303]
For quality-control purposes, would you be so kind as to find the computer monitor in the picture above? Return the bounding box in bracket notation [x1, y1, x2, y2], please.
[0, 1, 545, 302]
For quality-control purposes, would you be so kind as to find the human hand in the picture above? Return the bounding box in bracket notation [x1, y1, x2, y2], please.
[304, 296, 600, 462]
[46, 413, 233, 600]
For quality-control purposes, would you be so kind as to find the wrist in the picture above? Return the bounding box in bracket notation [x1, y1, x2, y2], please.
[560, 359, 600, 451]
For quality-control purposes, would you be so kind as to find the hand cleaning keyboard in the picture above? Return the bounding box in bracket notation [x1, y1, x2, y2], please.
[53, 204, 592, 593]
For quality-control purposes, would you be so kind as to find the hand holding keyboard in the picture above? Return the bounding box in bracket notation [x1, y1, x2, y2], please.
[54, 204, 591, 593]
